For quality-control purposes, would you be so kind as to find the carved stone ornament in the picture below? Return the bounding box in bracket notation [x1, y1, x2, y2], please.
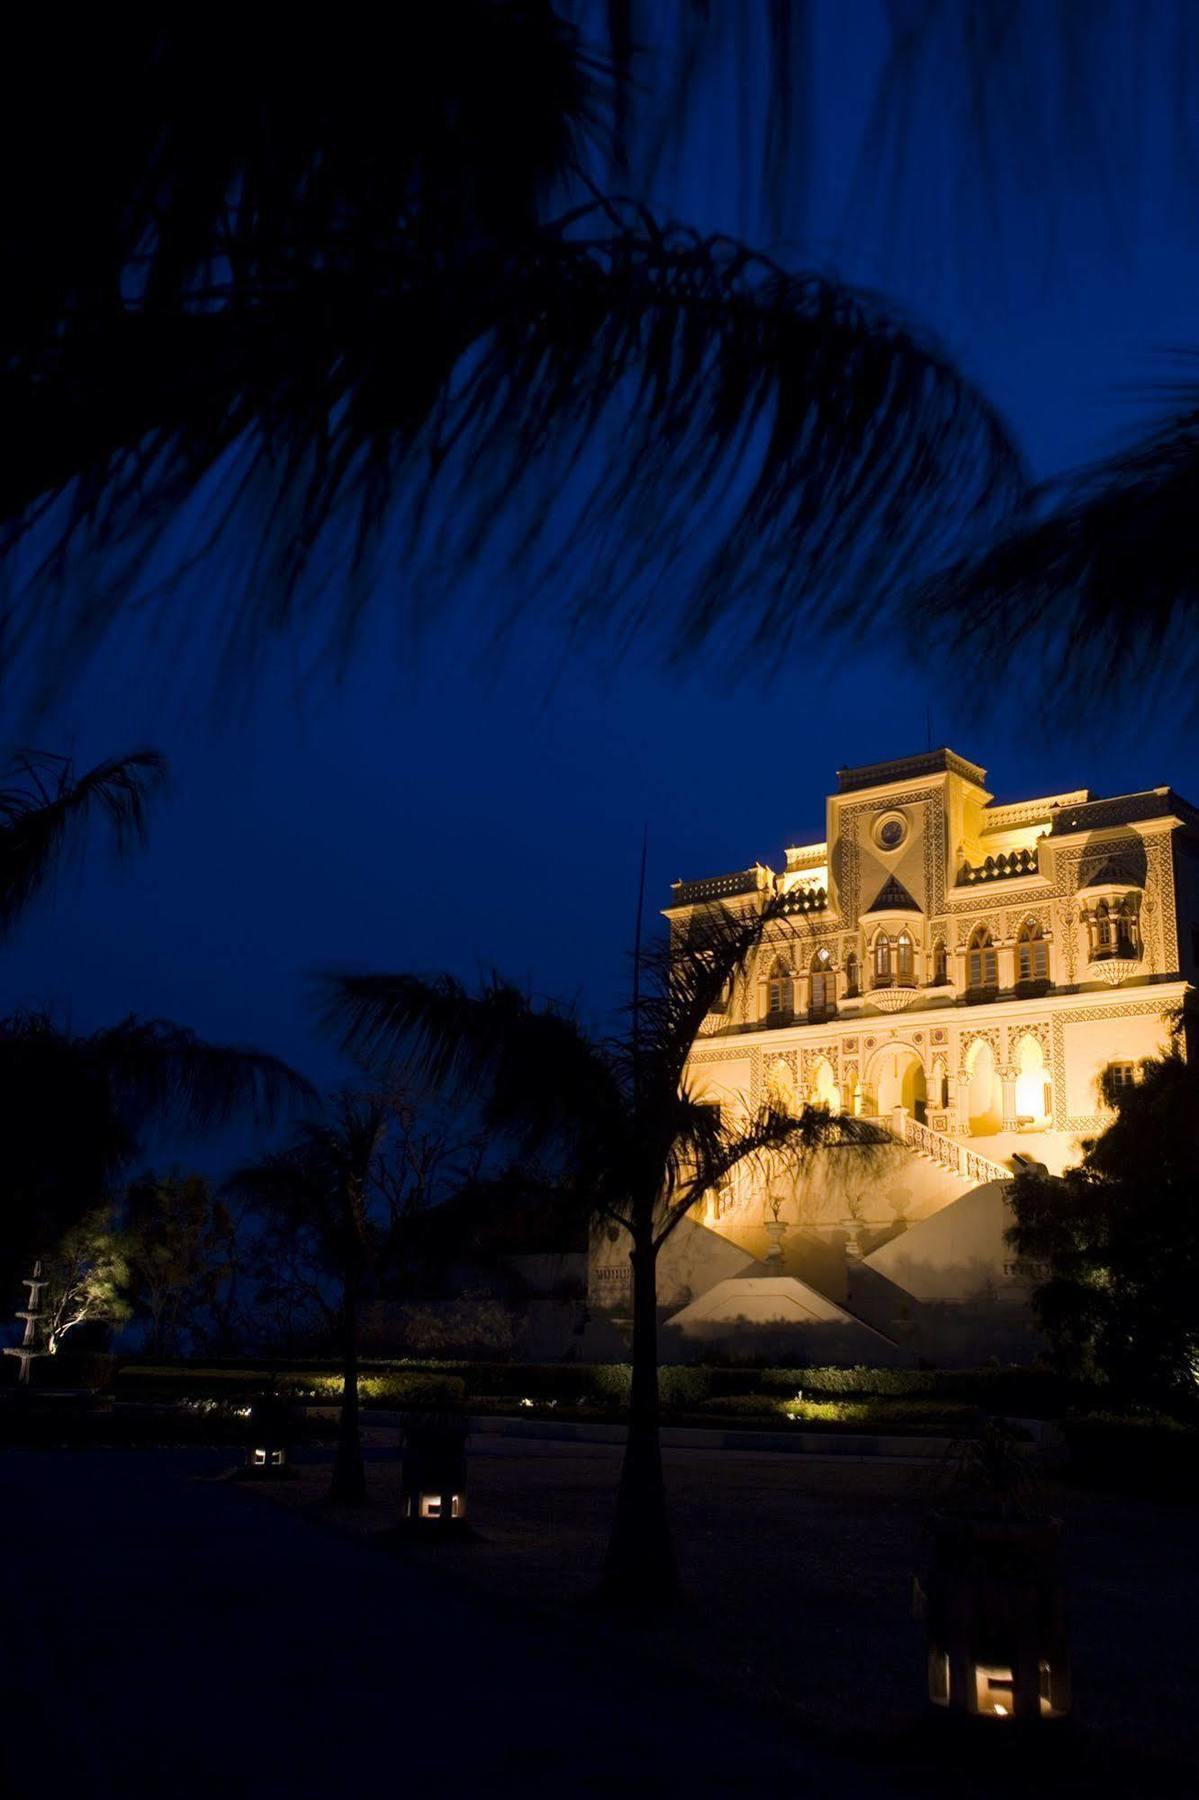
[872, 987, 916, 1013]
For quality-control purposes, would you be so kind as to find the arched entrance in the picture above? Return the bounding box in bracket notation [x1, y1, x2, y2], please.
[807, 1055, 841, 1113]
[1013, 1032, 1051, 1125]
[871, 1044, 927, 1123]
[765, 1057, 798, 1115]
[965, 1038, 1002, 1135]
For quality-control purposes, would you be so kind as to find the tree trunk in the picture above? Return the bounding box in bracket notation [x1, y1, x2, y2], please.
[329, 1277, 366, 1504]
[599, 1230, 680, 1609]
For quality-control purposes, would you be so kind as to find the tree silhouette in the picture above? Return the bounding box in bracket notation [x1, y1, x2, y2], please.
[1007, 1041, 1199, 1401]
[229, 1094, 391, 1504]
[326, 895, 886, 1606]
[0, 747, 166, 936]
[0, 1010, 314, 1281]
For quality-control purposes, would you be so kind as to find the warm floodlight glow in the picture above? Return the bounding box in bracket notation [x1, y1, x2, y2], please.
[975, 1665, 1014, 1717]
[416, 1493, 466, 1520]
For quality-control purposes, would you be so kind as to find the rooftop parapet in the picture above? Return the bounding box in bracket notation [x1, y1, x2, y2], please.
[670, 864, 772, 908]
[836, 747, 987, 795]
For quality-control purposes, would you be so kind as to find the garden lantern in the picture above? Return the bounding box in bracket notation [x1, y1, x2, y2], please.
[245, 1393, 292, 1479]
[924, 1513, 1070, 1721]
[401, 1418, 469, 1526]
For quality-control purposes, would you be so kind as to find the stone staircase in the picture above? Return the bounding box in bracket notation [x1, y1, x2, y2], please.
[889, 1112, 1012, 1193]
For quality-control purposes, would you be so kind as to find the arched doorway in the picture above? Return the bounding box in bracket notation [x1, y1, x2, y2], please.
[872, 1045, 927, 1123]
[1013, 1032, 1051, 1125]
[766, 1058, 798, 1115]
[807, 1055, 841, 1113]
[965, 1038, 1002, 1135]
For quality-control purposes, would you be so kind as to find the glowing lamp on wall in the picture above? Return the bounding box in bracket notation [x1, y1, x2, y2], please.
[402, 1419, 469, 1528]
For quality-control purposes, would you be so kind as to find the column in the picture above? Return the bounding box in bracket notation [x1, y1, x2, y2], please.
[999, 1066, 1020, 1132]
[953, 1071, 972, 1136]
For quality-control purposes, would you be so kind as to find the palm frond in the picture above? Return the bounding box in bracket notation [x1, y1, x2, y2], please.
[0, 747, 166, 935]
[659, 1100, 888, 1246]
[634, 891, 801, 1099]
[84, 1016, 316, 1131]
[3, 210, 1021, 690]
[324, 971, 623, 1158]
[921, 382, 1199, 703]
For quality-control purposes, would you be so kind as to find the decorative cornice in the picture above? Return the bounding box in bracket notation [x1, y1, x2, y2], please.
[836, 747, 987, 794]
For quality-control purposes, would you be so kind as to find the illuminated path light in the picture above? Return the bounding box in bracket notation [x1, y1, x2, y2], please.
[924, 1513, 1071, 1722]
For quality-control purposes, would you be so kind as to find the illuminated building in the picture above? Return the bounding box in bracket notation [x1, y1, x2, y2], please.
[590, 749, 1198, 1357]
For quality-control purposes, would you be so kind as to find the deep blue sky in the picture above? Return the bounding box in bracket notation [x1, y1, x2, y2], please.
[10, 5, 1199, 1163]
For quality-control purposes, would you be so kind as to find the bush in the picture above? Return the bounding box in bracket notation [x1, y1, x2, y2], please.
[698, 1394, 982, 1430]
[742, 1364, 1066, 1413]
[1064, 1410, 1199, 1493]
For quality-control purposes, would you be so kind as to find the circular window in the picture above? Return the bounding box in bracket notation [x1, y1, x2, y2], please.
[875, 813, 907, 850]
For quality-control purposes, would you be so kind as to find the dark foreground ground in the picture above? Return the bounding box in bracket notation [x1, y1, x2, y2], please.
[0, 1436, 1194, 1796]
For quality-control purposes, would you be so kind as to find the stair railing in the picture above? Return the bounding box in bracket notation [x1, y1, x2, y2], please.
[892, 1111, 1011, 1185]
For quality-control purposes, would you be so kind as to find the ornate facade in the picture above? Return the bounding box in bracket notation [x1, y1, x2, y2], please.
[588, 749, 1197, 1358]
[672, 746, 1197, 1193]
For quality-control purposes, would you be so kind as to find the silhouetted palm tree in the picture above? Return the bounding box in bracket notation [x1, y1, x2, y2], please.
[1, 10, 1021, 691]
[0, 1011, 315, 1278]
[229, 1094, 391, 1504]
[0, 747, 166, 936]
[326, 897, 887, 1606]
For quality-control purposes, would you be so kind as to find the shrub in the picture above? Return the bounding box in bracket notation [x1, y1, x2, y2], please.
[1064, 1410, 1199, 1493]
[699, 1394, 982, 1430]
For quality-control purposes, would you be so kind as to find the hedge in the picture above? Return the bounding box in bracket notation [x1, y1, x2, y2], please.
[114, 1358, 1068, 1415]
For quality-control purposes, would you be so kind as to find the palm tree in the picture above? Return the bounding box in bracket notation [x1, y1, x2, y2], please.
[0, 1010, 315, 1280]
[0, 10, 1021, 693]
[0, 747, 166, 937]
[920, 393, 1199, 706]
[228, 1094, 391, 1504]
[326, 896, 887, 1607]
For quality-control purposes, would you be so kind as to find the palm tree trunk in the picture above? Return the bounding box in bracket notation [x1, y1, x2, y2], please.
[329, 1277, 366, 1503]
[599, 1230, 679, 1609]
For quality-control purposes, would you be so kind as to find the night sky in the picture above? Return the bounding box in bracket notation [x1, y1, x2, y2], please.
[10, 6, 1198, 1157]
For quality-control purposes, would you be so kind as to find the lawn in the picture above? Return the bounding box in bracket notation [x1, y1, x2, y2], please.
[252, 1427, 1199, 1795]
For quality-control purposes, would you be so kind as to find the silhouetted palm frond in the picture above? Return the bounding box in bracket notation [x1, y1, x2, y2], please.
[0, 747, 166, 935]
[81, 1016, 316, 1130]
[326, 971, 624, 1161]
[1, 13, 1023, 691]
[921, 385, 1199, 702]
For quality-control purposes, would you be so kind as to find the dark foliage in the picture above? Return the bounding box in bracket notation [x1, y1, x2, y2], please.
[324, 894, 888, 1604]
[0, 747, 165, 935]
[923, 383, 1199, 705]
[1007, 1044, 1199, 1404]
[0, 8, 1021, 692]
[0, 1010, 313, 1279]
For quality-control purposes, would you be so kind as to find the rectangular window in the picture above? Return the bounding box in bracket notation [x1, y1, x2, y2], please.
[1107, 1061, 1135, 1091]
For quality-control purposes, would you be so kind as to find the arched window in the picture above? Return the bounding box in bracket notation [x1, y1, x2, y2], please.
[872, 933, 892, 986]
[1016, 919, 1049, 984]
[844, 950, 860, 997]
[896, 931, 914, 985]
[766, 959, 791, 1020]
[930, 939, 948, 985]
[967, 926, 998, 991]
[810, 948, 834, 1018]
[1116, 898, 1140, 958]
